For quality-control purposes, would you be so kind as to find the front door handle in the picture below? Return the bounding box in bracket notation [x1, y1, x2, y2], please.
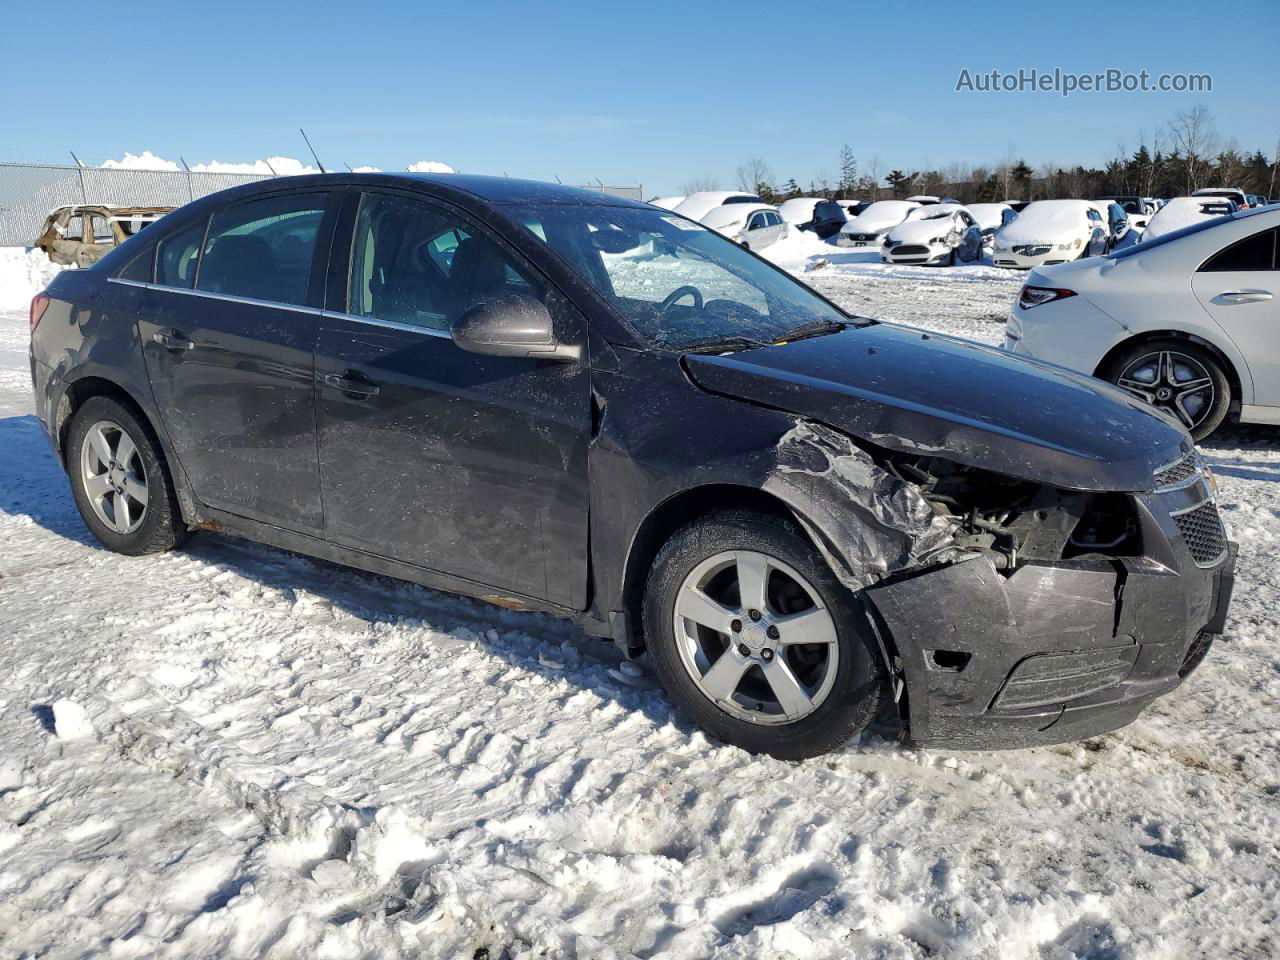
[321, 372, 381, 398]
[1214, 289, 1274, 305]
[153, 329, 194, 351]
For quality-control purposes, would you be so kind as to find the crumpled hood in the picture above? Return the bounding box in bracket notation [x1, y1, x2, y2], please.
[886, 217, 955, 244]
[683, 324, 1189, 491]
[842, 210, 909, 235]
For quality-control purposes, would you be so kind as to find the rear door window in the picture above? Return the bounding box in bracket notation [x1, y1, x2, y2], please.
[156, 219, 207, 288]
[1199, 228, 1277, 272]
[197, 193, 326, 306]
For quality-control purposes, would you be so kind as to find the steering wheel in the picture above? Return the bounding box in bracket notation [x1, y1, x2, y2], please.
[660, 285, 704, 314]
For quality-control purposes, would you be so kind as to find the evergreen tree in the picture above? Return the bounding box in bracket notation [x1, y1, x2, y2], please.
[838, 145, 858, 195]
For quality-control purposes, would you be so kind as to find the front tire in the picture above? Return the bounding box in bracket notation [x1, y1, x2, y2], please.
[643, 510, 886, 759]
[1103, 339, 1231, 441]
[66, 396, 189, 555]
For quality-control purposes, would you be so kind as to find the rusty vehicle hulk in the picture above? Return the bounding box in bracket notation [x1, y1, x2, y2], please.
[35, 204, 172, 266]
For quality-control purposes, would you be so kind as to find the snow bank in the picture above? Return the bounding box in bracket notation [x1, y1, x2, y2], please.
[0, 246, 65, 310]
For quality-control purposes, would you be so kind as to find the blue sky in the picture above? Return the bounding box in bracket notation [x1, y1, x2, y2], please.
[1, 0, 1275, 195]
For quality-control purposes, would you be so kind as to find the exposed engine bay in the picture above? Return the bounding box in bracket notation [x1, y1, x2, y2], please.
[884, 456, 1143, 571]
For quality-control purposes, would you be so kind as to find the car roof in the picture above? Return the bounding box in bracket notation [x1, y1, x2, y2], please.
[191, 172, 650, 210]
[701, 203, 778, 227]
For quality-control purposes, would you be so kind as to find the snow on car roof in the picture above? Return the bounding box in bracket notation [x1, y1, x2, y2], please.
[700, 203, 777, 229]
[998, 200, 1092, 244]
[673, 191, 763, 221]
[777, 198, 823, 223]
[1142, 196, 1237, 240]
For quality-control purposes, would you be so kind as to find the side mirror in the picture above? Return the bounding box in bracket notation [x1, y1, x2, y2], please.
[451, 294, 580, 362]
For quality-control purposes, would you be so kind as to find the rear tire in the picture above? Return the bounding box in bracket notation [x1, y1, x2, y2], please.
[643, 510, 886, 760]
[1102, 339, 1231, 441]
[66, 396, 190, 555]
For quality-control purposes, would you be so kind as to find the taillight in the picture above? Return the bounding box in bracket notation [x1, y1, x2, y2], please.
[29, 293, 50, 333]
[1018, 285, 1077, 309]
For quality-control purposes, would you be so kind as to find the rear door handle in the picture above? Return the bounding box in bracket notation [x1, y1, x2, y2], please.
[152, 329, 194, 351]
[321, 372, 381, 398]
[1214, 289, 1274, 305]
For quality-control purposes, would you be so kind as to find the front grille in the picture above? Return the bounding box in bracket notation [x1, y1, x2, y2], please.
[1154, 452, 1202, 489]
[891, 244, 930, 256]
[1014, 244, 1051, 256]
[1172, 500, 1228, 566]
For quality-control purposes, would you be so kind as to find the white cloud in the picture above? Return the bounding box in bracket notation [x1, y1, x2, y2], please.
[350, 165, 382, 173]
[406, 161, 455, 174]
[99, 151, 179, 171]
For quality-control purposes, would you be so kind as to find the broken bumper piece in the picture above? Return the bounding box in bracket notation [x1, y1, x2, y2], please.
[863, 548, 1235, 749]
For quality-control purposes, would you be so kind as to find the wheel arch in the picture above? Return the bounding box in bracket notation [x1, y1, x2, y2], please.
[54, 371, 200, 524]
[1094, 329, 1247, 413]
[618, 484, 808, 655]
[54, 373, 156, 467]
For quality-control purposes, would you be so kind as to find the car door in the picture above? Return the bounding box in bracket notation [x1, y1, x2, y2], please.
[1192, 225, 1279, 406]
[744, 211, 770, 249]
[313, 189, 592, 608]
[138, 189, 338, 536]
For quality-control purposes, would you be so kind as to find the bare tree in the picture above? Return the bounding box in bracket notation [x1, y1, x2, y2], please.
[736, 157, 774, 194]
[1169, 106, 1218, 192]
[678, 175, 721, 194]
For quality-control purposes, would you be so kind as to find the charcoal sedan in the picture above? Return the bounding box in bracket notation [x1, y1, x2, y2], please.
[30, 174, 1234, 758]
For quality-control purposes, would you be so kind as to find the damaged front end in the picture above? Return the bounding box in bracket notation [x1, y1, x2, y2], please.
[767, 422, 1235, 750]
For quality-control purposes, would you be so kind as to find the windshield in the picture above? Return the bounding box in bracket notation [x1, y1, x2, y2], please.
[507, 203, 854, 351]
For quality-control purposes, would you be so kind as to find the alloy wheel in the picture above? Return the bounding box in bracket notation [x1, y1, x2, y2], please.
[672, 550, 840, 726]
[80, 420, 149, 534]
[1115, 350, 1215, 431]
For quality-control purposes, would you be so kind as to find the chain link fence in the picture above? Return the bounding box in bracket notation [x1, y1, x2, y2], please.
[0, 162, 645, 247]
[0, 162, 272, 246]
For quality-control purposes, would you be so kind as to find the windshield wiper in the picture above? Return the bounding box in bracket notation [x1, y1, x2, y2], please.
[677, 335, 772, 354]
[773, 319, 846, 343]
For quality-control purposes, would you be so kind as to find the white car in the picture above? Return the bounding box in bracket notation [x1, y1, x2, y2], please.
[1005, 206, 1280, 439]
[991, 199, 1109, 269]
[777, 197, 824, 226]
[836, 200, 921, 248]
[881, 204, 985, 265]
[648, 196, 685, 211]
[1142, 196, 1236, 242]
[673, 191, 763, 222]
[967, 202, 1017, 249]
[701, 203, 788, 251]
[1193, 187, 1249, 210]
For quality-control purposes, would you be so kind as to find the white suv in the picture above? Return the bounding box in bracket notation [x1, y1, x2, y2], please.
[1005, 206, 1279, 439]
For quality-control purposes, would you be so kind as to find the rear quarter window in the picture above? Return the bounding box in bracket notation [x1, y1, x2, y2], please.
[156, 218, 207, 288]
[1199, 228, 1278, 272]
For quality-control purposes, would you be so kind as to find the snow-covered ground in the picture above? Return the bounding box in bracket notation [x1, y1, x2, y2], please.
[1, 239, 1278, 959]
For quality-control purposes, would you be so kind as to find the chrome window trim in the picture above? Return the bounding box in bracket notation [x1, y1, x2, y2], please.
[104, 279, 325, 317]
[105, 278, 453, 337]
[320, 310, 452, 339]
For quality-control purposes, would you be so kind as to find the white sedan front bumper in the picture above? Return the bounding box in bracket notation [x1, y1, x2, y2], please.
[882, 240, 953, 265]
[992, 243, 1082, 269]
[836, 232, 885, 248]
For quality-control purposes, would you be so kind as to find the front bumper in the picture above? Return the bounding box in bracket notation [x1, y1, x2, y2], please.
[864, 514, 1235, 750]
[992, 247, 1077, 269]
[883, 243, 951, 265]
[836, 233, 884, 248]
